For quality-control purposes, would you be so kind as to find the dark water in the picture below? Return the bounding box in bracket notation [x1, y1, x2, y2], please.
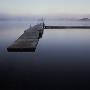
[1, 20, 90, 89]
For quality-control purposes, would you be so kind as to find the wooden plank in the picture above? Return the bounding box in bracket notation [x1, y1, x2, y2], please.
[7, 39, 39, 52]
[18, 31, 40, 39]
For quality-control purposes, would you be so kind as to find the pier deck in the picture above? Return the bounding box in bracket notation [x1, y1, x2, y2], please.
[7, 23, 44, 52]
[7, 22, 90, 52]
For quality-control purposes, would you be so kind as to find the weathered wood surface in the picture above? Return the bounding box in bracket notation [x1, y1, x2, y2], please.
[7, 23, 44, 52]
[45, 26, 90, 29]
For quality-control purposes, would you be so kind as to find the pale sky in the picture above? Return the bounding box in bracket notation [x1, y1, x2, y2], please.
[0, 0, 90, 16]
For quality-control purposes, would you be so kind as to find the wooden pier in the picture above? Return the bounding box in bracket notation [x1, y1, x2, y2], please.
[7, 23, 44, 52]
[7, 22, 90, 52]
[45, 26, 90, 29]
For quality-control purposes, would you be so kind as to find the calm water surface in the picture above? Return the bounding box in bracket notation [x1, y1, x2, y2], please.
[0, 20, 90, 89]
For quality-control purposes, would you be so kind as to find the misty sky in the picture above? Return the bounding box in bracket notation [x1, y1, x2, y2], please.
[0, 0, 90, 16]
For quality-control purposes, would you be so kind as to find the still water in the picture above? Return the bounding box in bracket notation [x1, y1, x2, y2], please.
[0, 20, 90, 89]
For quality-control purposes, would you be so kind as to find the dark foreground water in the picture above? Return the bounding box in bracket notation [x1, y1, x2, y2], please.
[0, 20, 90, 89]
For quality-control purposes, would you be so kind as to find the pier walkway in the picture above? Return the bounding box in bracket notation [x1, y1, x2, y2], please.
[7, 23, 44, 52]
[7, 22, 90, 52]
